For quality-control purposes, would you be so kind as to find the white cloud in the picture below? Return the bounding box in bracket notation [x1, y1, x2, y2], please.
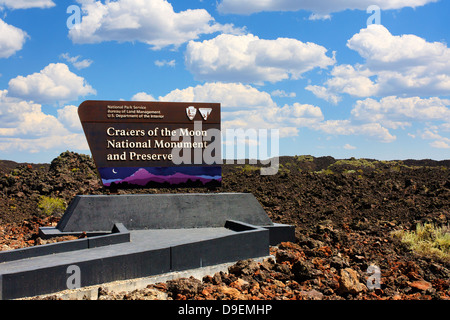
[271, 90, 296, 98]
[343, 144, 356, 150]
[312, 95, 450, 145]
[430, 140, 450, 149]
[221, 103, 323, 138]
[277, 103, 324, 127]
[7, 63, 96, 104]
[0, 90, 88, 153]
[347, 25, 450, 96]
[185, 33, 335, 83]
[308, 13, 331, 21]
[316, 120, 396, 143]
[0, 90, 64, 138]
[0, 134, 88, 154]
[57, 105, 82, 132]
[441, 123, 450, 132]
[305, 85, 341, 105]
[311, 25, 450, 101]
[137, 82, 323, 138]
[420, 128, 450, 149]
[131, 92, 156, 101]
[60, 53, 93, 70]
[351, 96, 450, 129]
[139, 82, 410, 143]
[68, 0, 242, 50]
[325, 64, 378, 97]
[155, 59, 175, 67]
[0, 19, 28, 58]
[0, 0, 55, 9]
[159, 82, 277, 109]
[217, 0, 438, 15]
[347, 25, 450, 69]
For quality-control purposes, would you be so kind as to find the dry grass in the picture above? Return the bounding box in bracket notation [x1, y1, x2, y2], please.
[392, 223, 450, 263]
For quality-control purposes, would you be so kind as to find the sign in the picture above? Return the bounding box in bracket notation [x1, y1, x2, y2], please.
[78, 100, 221, 188]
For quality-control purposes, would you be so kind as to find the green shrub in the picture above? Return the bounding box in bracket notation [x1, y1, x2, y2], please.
[392, 223, 450, 263]
[38, 196, 66, 217]
[330, 157, 376, 169]
[241, 164, 259, 172]
[278, 166, 291, 176]
[295, 155, 314, 162]
[316, 168, 334, 175]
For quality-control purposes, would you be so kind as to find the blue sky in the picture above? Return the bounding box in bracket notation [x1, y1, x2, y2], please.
[0, 0, 449, 163]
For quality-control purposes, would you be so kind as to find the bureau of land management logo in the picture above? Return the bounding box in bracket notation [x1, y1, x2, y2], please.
[199, 108, 212, 120]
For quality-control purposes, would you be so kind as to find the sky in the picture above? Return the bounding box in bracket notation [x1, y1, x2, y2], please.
[0, 0, 449, 163]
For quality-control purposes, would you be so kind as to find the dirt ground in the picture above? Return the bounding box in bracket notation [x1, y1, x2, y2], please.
[0, 151, 449, 300]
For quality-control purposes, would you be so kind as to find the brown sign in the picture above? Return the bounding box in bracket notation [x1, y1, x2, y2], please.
[78, 100, 221, 188]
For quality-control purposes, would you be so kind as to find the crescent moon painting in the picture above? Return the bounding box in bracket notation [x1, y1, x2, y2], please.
[112, 169, 117, 174]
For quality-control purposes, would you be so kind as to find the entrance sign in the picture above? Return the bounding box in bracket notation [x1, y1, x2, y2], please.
[78, 100, 221, 188]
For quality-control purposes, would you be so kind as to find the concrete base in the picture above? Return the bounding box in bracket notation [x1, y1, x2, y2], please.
[55, 193, 274, 232]
[20, 255, 274, 300]
[0, 193, 295, 300]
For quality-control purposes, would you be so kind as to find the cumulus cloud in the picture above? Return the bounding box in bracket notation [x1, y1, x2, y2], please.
[217, 0, 438, 15]
[68, 0, 242, 50]
[131, 92, 156, 101]
[271, 90, 296, 98]
[0, 66, 91, 153]
[0, 90, 58, 138]
[347, 25, 450, 69]
[419, 128, 450, 149]
[322, 64, 378, 97]
[309, 25, 450, 102]
[7, 63, 96, 104]
[221, 103, 323, 138]
[0, 90, 88, 153]
[57, 105, 83, 132]
[429, 140, 450, 149]
[316, 120, 396, 143]
[305, 85, 341, 105]
[347, 25, 450, 96]
[351, 96, 450, 129]
[135, 82, 324, 138]
[0, 134, 87, 154]
[136, 82, 414, 143]
[159, 82, 276, 109]
[185, 33, 335, 83]
[0, 19, 28, 58]
[0, 0, 55, 9]
[346, 96, 450, 146]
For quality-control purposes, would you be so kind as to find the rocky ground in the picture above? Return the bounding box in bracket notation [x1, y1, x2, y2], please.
[0, 151, 449, 300]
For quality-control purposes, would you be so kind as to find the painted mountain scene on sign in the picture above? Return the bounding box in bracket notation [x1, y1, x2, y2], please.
[98, 166, 222, 188]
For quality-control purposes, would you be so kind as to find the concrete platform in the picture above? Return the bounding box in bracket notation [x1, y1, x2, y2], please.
[1, 222, 270, 300]
[21, 256, 274, 300]
[0, 193, 295, 300]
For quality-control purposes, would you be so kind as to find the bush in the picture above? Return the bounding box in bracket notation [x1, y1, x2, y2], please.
[392, 223, 450, 263]
[330, 158, 376, 169]
[316, 168, 334, 175]
[295, 155, 314, 162]
[241, 164, 259, 173]
[37, 196, 66, 217]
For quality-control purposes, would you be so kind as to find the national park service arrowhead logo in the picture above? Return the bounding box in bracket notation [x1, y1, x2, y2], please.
[199, 108, 212, 121]
[186, 106, 197, 121]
